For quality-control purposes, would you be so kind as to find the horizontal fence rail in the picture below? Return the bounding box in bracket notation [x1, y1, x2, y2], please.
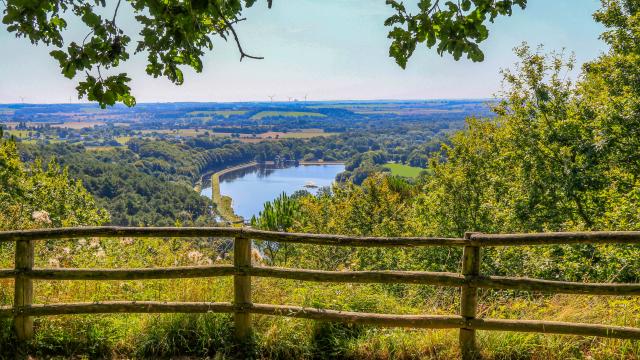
[1, 227, 639, 359]
[2, 302, 639, 339]
[3, 266, 640, 296]
[0, 226, 467, 247]
[4, 227, 640, 246]
[471, 231, 640, 246]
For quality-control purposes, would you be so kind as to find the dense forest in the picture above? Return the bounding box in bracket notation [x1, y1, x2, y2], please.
[250, 35, 640, 282]
[9, 116, 450, 226]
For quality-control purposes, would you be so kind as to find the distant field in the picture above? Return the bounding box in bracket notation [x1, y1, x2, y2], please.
[214, 110, 247, 117]
[4, 125, 336, 145]
[134, 128, 335, 141]
[86, 146, 117, 151]
[233, 129, 337, 142]
[140, 129, 205, 136]
[51, 121, 105, 129]
[5, 121, 105, 129]
[353, 108, 461, 115]
[384, 163, 424, 178]
[251, 111, 326, 120]
[189, 110, 247, 117]
[6, 130, 29, 138]
[258, 130, 337, 139]
[235, 137, 263, 143]
[115, 136, 131, 145]
[139, 129, 240, 139]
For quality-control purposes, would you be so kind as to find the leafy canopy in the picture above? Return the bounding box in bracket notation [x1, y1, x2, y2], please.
[0, 128, 109, 230]
[385, 0, 526, 67]
[247, 0, 640, 282]
[2, 0, 525, 107]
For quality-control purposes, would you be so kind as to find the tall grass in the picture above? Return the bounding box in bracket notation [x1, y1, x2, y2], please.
[1, 238, 639, 359]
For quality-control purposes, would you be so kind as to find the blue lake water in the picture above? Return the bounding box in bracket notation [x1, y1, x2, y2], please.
[201, 164, 344, 220]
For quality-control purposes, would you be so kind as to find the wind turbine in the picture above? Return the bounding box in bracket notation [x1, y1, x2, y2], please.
[268, 95, 275, 102]
[304, 94, 308, 102]
[287, 96, 293, 102]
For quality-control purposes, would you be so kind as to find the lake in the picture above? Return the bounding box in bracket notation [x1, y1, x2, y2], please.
[201, 163, 344, 220]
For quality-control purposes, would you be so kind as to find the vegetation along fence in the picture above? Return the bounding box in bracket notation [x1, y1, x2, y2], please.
[1, 227, 640, 359]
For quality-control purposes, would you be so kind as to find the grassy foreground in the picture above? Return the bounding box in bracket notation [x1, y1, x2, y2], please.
[1, 288, 638, 359]
[1, 238, 639, 359]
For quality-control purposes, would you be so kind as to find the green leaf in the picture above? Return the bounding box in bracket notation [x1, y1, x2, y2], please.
[49, 50, 67, 63]
[81, 11, 101, 28]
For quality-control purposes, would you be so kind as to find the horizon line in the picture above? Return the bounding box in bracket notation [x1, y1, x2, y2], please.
[0, 98, 497, 107]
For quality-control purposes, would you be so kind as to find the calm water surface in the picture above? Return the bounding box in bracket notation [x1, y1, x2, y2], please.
[201, 164, 344, 220]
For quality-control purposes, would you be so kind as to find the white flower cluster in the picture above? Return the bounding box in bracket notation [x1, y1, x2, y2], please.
[251, 248, 264, 265]
[187, 250, 213, 265]
[31, 210, 51, 224]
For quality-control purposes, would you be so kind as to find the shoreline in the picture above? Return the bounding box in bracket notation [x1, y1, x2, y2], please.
[298, 160, 345, 165]
[200, 160, 345, 224]
[206, 161, 257, 224]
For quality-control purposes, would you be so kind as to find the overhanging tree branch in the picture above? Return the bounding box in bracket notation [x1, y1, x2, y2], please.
[212, 2, 263, 61]
[112, 0, 122, 25]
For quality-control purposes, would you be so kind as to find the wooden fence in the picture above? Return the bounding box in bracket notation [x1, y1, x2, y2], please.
[1, 227, 640, 359]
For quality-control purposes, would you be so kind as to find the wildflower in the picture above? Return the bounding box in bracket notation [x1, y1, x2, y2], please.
[120, 237, 134, 245]
[48, 258, 60, 268]
[251, 248, 264, 265]
[187, 250, 203, 264]
[89, 237, 100, 249]
[32, 210, 51, 224]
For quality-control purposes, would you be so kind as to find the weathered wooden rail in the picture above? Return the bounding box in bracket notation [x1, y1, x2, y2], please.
[1, 227, 639, 359]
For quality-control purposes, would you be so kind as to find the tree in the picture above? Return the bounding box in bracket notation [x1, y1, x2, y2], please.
[2, 0, 526, 107]
[414, 44, 609, 236]
[385, 0, 527, 67]
[0, 128, 109, 230]
[246, 1, 640, 281]
[576, 0, 640, 229]
[250, 192, 300, 264]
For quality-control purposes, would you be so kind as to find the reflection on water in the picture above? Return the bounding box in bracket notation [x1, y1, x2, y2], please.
[201, 164, 344, 220]
[219, 164, 279, 182]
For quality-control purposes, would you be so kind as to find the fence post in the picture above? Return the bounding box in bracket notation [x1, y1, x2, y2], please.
[14, 239, 34, 341]
[233, 236, 252, 342]
[460, 232, 480, 360]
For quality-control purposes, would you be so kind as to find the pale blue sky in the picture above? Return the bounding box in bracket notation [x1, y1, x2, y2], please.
[0, 0, 606, 103]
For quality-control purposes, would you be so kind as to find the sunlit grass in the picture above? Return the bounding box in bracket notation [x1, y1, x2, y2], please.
[1, 238, 639, 358]
[114, 136, 131, 145]
[383, 163, 424, 178]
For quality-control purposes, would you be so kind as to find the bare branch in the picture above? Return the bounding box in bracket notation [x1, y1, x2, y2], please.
[231, 17, 247, 25]
[97, 65, 104, 82]
[82, 30, 94, 46]
[112, 0, 122, 25]
[212, 2, 263, 61]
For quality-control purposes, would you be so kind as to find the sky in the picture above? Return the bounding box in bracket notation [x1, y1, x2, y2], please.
[0, 0, 607, 104]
